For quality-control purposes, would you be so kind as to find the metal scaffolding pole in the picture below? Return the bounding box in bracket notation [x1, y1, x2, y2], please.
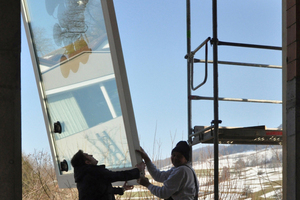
[212, 0, 219, 199]
[187, 0, 193, 161]
[186, 1, 284, 199]
[186, 1, 219, 198]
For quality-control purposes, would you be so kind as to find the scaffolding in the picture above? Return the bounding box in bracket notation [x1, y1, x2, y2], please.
[185, 1, 282, 199]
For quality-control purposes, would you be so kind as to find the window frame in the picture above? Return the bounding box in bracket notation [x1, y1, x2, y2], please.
[21, 0, 142, 188]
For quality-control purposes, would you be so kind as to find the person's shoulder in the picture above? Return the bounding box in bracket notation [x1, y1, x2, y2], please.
[91, 164, 106, 171]
[173, 165, 188, 173]
[175, 164, 194, 174]
[178, 163, 192, 169]
[78, 164, 105, 173]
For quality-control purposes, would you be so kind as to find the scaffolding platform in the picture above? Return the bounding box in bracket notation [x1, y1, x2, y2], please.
[191, 125, 282, 145]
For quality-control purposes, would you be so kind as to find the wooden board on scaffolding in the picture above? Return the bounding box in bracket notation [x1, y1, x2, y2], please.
[192, 125, 282, 145]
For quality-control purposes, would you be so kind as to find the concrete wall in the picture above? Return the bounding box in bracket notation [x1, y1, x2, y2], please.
[0, 1, 22, 199]
[285, 0, 300, 199]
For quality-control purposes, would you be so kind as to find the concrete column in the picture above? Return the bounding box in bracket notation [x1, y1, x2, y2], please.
[282, 0, 287, 199]
[285, 0, 300, 199]
[0, 1, 22, 200]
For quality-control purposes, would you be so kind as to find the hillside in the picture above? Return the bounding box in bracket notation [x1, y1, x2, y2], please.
[154, 144, 282, 169]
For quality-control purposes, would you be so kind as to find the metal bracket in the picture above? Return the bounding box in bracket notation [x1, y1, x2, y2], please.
[60, 160, 68, 172]
[54, 121, 62, 133]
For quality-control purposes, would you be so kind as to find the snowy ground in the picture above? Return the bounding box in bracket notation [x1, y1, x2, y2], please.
[194, 147, 282, 199]
[120, 147, 282, 199]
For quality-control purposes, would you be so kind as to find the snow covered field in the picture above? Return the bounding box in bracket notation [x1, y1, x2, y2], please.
[194, 147, 282, 199]
[120, 147, 282, 199]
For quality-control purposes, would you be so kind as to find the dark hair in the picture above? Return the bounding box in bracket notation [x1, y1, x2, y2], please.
[71, 150, 88, 167]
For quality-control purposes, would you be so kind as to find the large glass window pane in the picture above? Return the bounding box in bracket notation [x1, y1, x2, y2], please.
[22, 0, 140, 187]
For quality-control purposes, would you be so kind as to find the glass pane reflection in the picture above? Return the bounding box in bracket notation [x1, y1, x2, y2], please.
[24, 0, 131, 172]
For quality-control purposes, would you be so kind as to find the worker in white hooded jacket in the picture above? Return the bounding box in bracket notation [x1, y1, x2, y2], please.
[136, 141, 199, 200]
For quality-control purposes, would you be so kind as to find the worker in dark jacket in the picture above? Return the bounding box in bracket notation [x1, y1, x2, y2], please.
[71, 150, 145, 200]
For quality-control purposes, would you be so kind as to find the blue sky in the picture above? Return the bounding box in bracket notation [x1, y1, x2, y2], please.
[21, 0, 282, 159]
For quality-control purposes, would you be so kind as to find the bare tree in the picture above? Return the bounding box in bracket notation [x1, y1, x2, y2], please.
[22, 151, 78, 200]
